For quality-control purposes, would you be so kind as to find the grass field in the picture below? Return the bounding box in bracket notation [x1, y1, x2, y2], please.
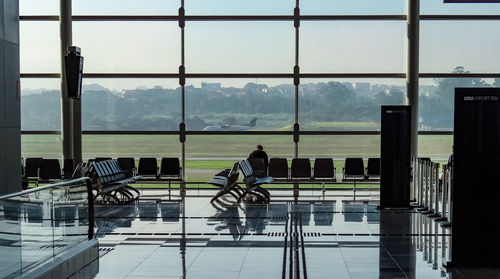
[22, 134, 452, 182]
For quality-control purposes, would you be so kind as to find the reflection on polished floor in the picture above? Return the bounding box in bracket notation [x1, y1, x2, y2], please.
[72, 189, 496, 279]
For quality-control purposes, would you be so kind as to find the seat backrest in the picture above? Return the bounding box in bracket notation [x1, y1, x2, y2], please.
[223, 172, 240, 190]
[291, 158, 311, 178]
[107, 160, 126, 181]
[117, 157, 135, 177]
[160, 157, 181, 176]
[345, 158, 364, 176]
[367, 158, 380, 176]
[313, 158, 334, 178]
[138, 158, 158, 176]
[39, 159, 61, 180]
[239, 160, 254, 177]
[25, 157, 43, 178]
[269, 158, 288, 178]
[248, 158, 266, 175]
[95, 157, 112, 162]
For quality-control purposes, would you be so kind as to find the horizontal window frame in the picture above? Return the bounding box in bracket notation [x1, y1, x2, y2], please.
[20, 130, 453, 135]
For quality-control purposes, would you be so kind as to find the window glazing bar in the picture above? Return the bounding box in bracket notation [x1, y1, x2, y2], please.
[20, 130, 454, 135]
[22, 14, 500, 22]
[23, 73, 500, 79]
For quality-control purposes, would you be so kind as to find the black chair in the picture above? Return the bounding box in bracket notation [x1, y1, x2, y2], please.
[159, 157, 182, 179]
[238, 160, 273, 203]
[291, 158, 312, 179]
[313, 158, 336, 181]
[138, 158, 159, 179]
[268, 158, 288, 179]
[366, 158, 380, 181]
[37, 159, 62, 185]
[25, 157, 42, 181]
[248, 158, 266, 177]
[117, 157, 136, 178]
[343, 158, 365, 181]
[63, 158, 74, 179]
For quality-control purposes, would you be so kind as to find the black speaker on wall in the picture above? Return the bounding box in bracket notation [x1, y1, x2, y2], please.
[449, 88, 500, 268]
[380, 105, 411, 208]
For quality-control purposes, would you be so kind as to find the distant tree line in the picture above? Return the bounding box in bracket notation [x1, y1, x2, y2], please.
[21, 66, 493, 131]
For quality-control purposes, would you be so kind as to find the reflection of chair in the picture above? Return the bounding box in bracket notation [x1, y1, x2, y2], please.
[313, 202, 335, 226]
[291, 203, 311, 226]
[342, 202, 364, 222]
[343, 158, 366, 181]
[366, 158, 380, 181]
[37, 159, 62, 185]
[138, 202, 158, 221]
[26, 204, 43, 223]
[160, 202, 181, 222]
[313, 158, 336, 181]
[54, 205, 77, 227]
[366, 204, 380, 224]
[266, 203, 288, 223]
[268, 158, 288, 180]
[291, 158, 312, 179]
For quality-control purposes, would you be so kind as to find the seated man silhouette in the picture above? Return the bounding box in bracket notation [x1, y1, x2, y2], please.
[248, 145, 269, 176]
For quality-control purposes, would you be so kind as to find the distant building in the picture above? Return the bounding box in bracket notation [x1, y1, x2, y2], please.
[201, 82, 221, 90]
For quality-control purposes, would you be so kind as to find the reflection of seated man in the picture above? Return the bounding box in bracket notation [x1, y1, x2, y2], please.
[244, 205, 267, 234]
[210, 204, 244, 240]
[248, 145, 269, 176]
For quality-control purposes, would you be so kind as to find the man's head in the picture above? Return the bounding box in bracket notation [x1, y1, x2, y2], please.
[256, 145, 263, 151]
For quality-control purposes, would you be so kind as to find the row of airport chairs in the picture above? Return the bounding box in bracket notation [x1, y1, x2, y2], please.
[22, 157, 182, 186]
[253, 157, 380, 181]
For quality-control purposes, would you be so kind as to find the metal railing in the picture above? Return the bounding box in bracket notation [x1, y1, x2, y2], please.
[411, 157, 452, 226]
[0, 177, 94, 278]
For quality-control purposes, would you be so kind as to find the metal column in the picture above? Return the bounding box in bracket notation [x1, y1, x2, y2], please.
[406, 0, 420, 159]
[60, 0, 74, 162]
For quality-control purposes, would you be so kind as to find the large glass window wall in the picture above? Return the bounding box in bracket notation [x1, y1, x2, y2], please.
[19, 0, 500, 181]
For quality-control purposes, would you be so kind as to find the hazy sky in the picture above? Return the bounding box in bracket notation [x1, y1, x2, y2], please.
[19, 0, 500, 91]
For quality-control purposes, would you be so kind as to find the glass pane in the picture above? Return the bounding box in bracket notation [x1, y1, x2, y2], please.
[301, 0, 406, 15]
[21, 79, 61, 131]
[52, 184, 90, 250]
[421, 0, 500, 15]
[299, 79, 406, 130]
[299, 135, 380, 159]
[419, 77, 494, 131]
[185, 79, 294, 131]
[185, 135, 293, 182]
[0, 200, 21, 278]
[20, 21, 60, 73]
[20, 0, 58, 15]
[418, 134, 452, 161]
[81, 79, 180, 131]
[186, 0, 293, 15]
[186, 22, 294, 73]
[21, 134, 61, 158]
[300, 21, 406, 73]
[420, 21, 500, 73]
[82, 135, 180, 158]
[72, 0, 178, 15]
[73, 22, 180, 73]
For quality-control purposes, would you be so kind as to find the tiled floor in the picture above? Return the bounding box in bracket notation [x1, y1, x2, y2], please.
[71, 189, 499, 279]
